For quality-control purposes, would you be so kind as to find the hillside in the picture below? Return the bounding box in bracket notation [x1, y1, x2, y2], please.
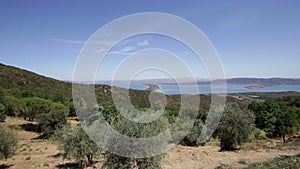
[0, 63, 237, 110]
[0, 63, 72, 97]
[0, 63, 288, 109]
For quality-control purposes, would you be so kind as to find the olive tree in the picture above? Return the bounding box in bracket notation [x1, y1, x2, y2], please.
[54, 125, 100, 168]
[0, 126, 18, 159]
[216, 105, 255, 151]
[101, 107, 169, 169]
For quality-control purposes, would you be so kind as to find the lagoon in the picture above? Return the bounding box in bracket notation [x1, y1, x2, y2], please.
[105, 82, 300, 95]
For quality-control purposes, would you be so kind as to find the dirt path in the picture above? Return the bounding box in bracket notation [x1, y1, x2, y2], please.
[1, 117, 300, 169]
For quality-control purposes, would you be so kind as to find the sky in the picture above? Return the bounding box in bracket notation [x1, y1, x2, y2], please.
[0, 0, 299, 81]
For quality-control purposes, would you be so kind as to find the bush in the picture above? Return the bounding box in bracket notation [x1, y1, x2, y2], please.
[215, 105, 255, 151]
[0, 126, 18, 159]
[54, 125, 100, 167]
[5, 96, 20, 117]
[0, 104, 6, 122]
[249, 129, 266, 141]
[180, 119, 206, 146]
[101, 108, 168, 169]
[36, 102, 68, 135]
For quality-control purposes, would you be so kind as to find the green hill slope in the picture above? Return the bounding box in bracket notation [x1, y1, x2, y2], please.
[0, 63, 72, 97]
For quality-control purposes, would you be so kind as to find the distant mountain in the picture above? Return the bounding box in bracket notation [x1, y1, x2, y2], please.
[200, 78, 300, 86]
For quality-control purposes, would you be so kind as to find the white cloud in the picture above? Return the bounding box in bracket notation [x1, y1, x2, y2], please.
[137, 39, 150, 46]
[92, 40, 115, 46]
[121, 46, 136, 52]
[94, 48, 107, 53]
[53, 39, 86, 45]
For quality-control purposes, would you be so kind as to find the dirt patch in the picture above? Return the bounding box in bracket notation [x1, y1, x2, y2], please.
[0, 117, 67, 169]
[163, 142, 300, 169]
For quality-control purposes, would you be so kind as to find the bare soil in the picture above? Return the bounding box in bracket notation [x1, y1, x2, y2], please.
[1, 117, 299, 169]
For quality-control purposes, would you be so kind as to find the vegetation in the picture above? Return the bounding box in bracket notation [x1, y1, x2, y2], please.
[0, 63, 72, 98]
[54, 125, 100, 168]
[215, 105, 256, 151]
[100, 108, 168, 169]
[244, 154, 300, 169]
[0, 126, 18, 159]
[0, 103, 5, 122]
[1, 63, 300, 168]
[36, 102, 68, 135]
[248, 99, 300, 143]
[0, 87, 6, 122]
[5, 95, 20, 117]
[0, 87, 6, 106]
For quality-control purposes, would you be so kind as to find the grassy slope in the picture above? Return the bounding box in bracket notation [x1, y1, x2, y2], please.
[0, 63, 72, 97]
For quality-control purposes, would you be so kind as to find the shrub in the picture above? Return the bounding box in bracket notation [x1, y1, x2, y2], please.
[249, 129, 266, 141]
[0, 126, 18, 159]
[36, 102, 68, 135]
[101, 109, 168, 169]
[215, 105, 255, 151]
[5, 96, 20, 117]
[0, 103, 6, 122]
[54, 125, 100, 167]
[180, 119, 206, 146]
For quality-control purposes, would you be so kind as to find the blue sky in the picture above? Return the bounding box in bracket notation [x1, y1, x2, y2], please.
[0, 0, 299, 80]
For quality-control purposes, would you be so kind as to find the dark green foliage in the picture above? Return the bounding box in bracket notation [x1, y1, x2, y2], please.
[275, 106, 299, 143]
[36, 102, 68, 135]
[0, 86, 6, 105]
[68, 102, 76, 117]
[179, 119, 205, 147]
[248, 100, 281, 136]
[282, 95, 300, 107]
[5, 96, 20, 117]
[0, 87, 6, 122]
[54, 125, 100, 167]
[0, 104, 6, 122]
[51, 93, 69, 105]
[0, 126, 18, 159]
[19, 97, 53, 121]
[248, 100, 300, 142]
[179, 109, 208, 147]
[216, 105, 255, 151]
